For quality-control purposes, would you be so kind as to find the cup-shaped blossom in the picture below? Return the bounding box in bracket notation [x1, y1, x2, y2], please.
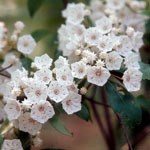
[31, 101, 55, 124]
[87, 66, 111, 86]
[18, 112, 42, 135]
[62, 91, 81, 114]
[47, 81, 69, 103]
[17, 34, 36, 54]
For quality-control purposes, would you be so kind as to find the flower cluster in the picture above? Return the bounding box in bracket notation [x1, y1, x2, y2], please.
[1, 54, 82, 135]
[90, 0, 147, 32]
[58, 1, 145, 92]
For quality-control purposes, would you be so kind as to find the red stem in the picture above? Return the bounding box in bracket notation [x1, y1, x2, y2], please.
[100, 87, 116, 150]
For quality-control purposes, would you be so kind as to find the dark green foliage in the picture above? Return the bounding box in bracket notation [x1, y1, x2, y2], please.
[140, 62, 150, 80]
[105, 82, 142, 129]
[49, 115, 72, 136]
[20, 57, 32, 73]
[27, 0, 46, 17]
[0, 134, 3, 149]
[76, 104, 90, 121]
[31, 29, 49, 42]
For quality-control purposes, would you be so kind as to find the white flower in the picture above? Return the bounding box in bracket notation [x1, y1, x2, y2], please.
[2, 53, 22, 74]
[82, 50, 97, 64]
[124, 52, 141, 69]
[33, 54, 53, 69]
[55, 66, 73, 86]
[67, 83, 79, 93]
[62, 3, 89, 24]
[31, 101, 55, 124]
[62, 91, 81, 114]
[0, 101, 6, 121]
[71, 61, 87, 79]
[1, 139, 23, 150]
[17, 34, 36, 54]
[34, 68, 53, 84]
[87, 66, 110, 86]
[131, 31, 143, 52]
[105, 51, 123, 70]
[54, 56, 69, 68]
[84, 27, 101, 45]
[106, 0, 125, 10]
[95, 16, 112, 34]
[116, 35, 133, 57]
[47, 81, 69, 103]
[123, 68, 143, 92]
[24, 80, 47, 104]
[96, 59, 105, 67]
[4, 100, 21, 121]
[69, 24, 86, 40]
[18, 112, 42, 135]
[11, 68, 28, 87]
[97, 35, 113, 52]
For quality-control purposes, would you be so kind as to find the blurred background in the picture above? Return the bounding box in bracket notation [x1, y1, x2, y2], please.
[0, 0, 150, 149]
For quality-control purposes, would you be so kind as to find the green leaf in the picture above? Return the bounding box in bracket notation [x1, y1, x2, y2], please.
[31, 29, 49, 42]
[105, 82, 142, 128]
[27, 0, 46, 17]
[20, 57, 32, 72]
[0, 134, 3, 148]
[135, 95, 150, 110]
[49, 115, 72, 136]
[76, 104, 90, 121]
[140, 62, 150, 80]
[145, 19, 150, 33]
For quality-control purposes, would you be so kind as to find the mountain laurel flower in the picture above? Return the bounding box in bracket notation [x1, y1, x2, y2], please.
[33, 54, 53, 69]
[18, 112, 42, 135]
[47, 81, 69, 103]
[2, 53, 22, 74]
[124, 52, 141, 69]
[31, 101, 55, 124]
[82, 50, 97, 64]
[106, 0, 125, 10]
[95, 16, 112, 34]
[71, 61, 87, 79]
[4, 100, 21, 121]
[62, 91, 81, 115]
[17, 34, 36, 54]
[123, 68, 143, 92]
[1, 139, 23, 150]
[55, 66, 73, 86]
[97, 35, 113, 52]
[105, 51, 123, 70]
[62, 3, 89, 24]
[116, 35, 133, 57]
[24, 80, 47, 104]
[54, 56, 69, 68]
[34, 68, 53, 85]
[87, 66, 111, 86]
[84, 27, 101, 46]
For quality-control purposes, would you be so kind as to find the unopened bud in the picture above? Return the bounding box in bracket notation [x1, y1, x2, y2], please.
[75, 49, 81, 56]
[80, 87, 87, 95]
[126, 27, 135, 37]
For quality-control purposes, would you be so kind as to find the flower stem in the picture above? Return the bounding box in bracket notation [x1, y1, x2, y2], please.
[116, 113, 133, 150]
[100, 87, 116, 150]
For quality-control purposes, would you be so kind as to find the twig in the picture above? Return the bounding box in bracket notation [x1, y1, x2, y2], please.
[116, 113, 133, 150]
[0, 73, 11, 78]
[90, 102, 111, 149]
[132, 126, 150, 148]
[0, 64, 13, 72]
[100, 87, 116, 150]
[83, 95, 110, 107]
